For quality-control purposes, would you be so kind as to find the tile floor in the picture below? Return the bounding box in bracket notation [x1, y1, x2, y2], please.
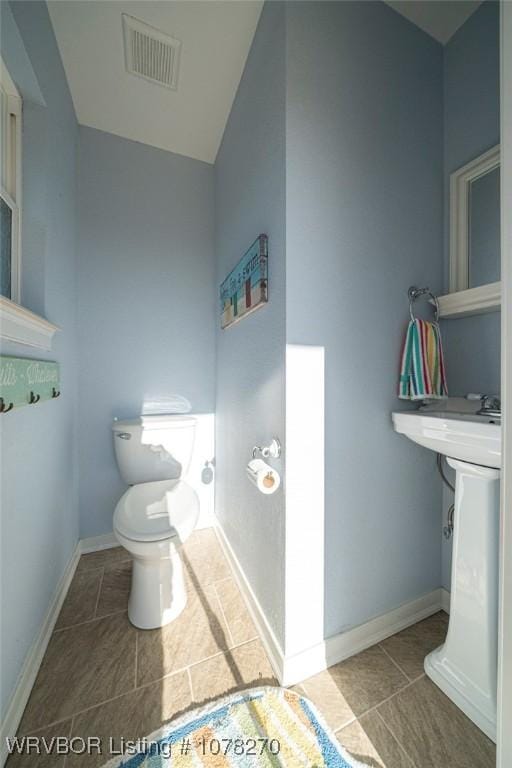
[9, 528, 495, 767]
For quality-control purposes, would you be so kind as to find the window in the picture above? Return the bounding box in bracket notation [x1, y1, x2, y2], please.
[1, 57, 22, 303]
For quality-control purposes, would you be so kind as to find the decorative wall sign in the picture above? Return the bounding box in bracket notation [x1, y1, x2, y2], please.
[220, 234, 268, 329]
[0, 355, 60, 413]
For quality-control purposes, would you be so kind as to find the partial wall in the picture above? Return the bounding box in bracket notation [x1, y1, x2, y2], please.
[214, 3, 287, 649]
[285, 0, 444, 640]
[0, 0, 79, 722]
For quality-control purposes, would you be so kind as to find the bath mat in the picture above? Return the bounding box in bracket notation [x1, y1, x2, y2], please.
[101, 686, 368, 767]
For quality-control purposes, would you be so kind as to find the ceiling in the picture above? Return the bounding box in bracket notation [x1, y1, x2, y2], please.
[385, 0, 482, 44]
[49, 1, 482, 164]
[48, 1, 263, 164]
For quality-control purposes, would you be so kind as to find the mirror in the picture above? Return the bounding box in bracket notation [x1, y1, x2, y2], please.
[469, 165, 500, 288]
[442, 144, 501, 317]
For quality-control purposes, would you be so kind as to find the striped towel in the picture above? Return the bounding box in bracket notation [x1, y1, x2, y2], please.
[399, 319, 448, 400]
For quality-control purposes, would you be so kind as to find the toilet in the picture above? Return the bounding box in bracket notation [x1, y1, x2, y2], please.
[112, 414, 199, 629]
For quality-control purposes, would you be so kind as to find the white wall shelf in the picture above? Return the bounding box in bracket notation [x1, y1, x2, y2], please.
[437, 281, 501, 319]
[0, 296, 60, 350]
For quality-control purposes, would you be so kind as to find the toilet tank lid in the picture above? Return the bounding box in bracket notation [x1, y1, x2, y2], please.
[112, 414, 196, 431]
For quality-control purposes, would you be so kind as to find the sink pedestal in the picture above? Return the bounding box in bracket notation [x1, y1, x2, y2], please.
[425, 458, 500, 742]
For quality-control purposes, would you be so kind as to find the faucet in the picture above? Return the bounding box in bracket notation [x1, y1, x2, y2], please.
[467, 393, 501, 417]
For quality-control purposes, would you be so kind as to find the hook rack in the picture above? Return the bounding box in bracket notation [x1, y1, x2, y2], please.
[408, 286, 440, 323]
[0, 356, 60, 414]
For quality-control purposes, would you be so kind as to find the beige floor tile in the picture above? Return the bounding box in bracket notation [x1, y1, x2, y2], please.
[214, 578, 257, 646]
[288, 683, 307, 695]
[76, 547, 130, 573]
[323, 645, 408, 718]
[300, 669, 357, 731]
[96, 560, 132, 618]
[380, 611, 449, 680]
[6, 720, 72, 768]
[190, 640, 276, 704]
[20, 613, 137, 732]
[378, 676, 496, 768]
[136, 587, 231, 685]
[55, 569, 102, 630]
[181, 529, 231, 588]
[336, 712, 413, 768]
[67, 671, 192, 767]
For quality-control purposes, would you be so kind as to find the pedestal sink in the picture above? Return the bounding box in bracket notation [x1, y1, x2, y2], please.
[392, 409, 501, 742]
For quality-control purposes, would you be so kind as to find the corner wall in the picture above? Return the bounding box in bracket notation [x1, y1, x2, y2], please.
[76, 127, 216, 538]
[0, 0, 79, 721]
[285, 0, 444, 640]
[441, 0, 500, 400]
[214, 3, 286, 649]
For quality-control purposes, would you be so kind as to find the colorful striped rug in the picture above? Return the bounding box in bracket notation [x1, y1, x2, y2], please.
[102, 687, 369, 767]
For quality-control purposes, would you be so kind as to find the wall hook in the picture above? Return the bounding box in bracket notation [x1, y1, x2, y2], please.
[0, 398, 14, 413]
[29, 391, 40, 404]
[52, 387, 60, 398]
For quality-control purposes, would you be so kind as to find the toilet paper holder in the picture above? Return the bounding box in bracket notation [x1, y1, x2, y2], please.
[252, 438, 281, 460]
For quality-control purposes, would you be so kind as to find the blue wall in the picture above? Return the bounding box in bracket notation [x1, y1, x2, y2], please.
[441, 0, 500, 399]
[77, 127, 215, 537]
[285, 1, 444, 637]
[215, 3, 286, 646]
[0, 0, 79, 720]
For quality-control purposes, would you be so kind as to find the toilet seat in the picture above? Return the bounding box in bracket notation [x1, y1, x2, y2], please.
[114, 478, 199, 543]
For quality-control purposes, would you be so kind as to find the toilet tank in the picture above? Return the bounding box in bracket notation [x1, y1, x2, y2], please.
[112, 414, 196, 485]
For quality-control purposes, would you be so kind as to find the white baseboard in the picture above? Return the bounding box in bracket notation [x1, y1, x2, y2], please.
[79, 531, 118, 554]
[215, 516, 447, 687]
[80, 522, 213, 556]
[0, 543, 81, 766]
[213, 522, 285, 682]
[441, 587, 451, 613]
[282, 588, 445, 686]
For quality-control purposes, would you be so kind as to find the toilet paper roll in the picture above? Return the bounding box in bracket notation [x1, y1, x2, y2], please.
[246, 459, 281, 495]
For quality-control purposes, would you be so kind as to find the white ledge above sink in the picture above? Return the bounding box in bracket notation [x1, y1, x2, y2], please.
[392, 410, 501, 469]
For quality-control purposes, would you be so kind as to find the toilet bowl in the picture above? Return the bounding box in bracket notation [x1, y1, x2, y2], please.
[112, 414, 199, 629]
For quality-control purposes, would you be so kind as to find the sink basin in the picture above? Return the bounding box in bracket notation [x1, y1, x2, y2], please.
[392, 410, 501, 469]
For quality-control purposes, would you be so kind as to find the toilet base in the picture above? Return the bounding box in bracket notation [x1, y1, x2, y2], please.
[128, 544, 187, 629]
[114, 529, 189, 630]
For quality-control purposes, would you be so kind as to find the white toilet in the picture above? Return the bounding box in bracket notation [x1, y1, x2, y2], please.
[112, 414, 199, 629]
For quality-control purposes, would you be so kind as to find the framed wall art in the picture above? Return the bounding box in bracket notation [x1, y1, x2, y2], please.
[220, 234, 268, 329]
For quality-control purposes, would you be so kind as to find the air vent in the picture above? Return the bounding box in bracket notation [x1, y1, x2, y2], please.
[122, 14, 181, 90]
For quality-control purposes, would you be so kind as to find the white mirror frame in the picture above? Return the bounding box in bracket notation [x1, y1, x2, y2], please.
[438, 144, 501, 318]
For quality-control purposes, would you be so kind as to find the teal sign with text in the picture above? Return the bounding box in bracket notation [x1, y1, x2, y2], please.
[0, 356, 60, 412]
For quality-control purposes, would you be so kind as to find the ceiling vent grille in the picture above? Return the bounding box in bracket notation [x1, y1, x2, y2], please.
[122, 14, 181, 90]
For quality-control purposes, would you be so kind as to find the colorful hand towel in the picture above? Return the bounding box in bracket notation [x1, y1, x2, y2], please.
[399, 319, 448, 400]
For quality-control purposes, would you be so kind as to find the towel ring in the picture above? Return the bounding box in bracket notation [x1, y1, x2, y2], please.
[408, 286, 440, 323]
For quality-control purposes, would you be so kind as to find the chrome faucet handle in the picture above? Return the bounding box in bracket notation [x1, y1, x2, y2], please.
[482, 394, 500, 409]
[466, 393, 500, 406]
[477, 394, 501, 415]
